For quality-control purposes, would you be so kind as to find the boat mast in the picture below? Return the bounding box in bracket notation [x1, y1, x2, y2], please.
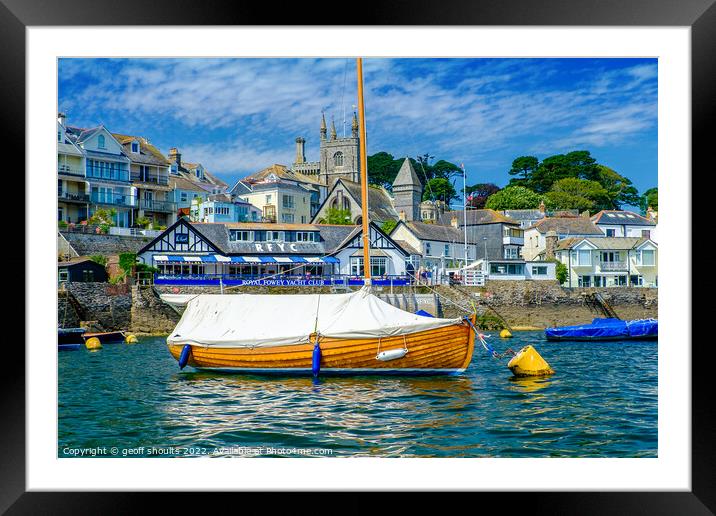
[356, 58, 371, 284]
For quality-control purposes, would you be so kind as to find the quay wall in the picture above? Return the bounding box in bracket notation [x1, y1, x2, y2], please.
[59, 280, 658, 335]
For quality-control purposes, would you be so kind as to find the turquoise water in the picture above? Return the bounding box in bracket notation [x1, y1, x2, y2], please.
[58, 333, 657, 458]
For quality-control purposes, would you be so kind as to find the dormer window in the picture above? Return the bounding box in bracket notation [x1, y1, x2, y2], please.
[196, 168, 203, 179]
[98, 134, 106, 149]
[131, 141, 139, 153]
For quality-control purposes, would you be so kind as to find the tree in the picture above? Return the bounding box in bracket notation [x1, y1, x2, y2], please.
[89, 255, 107, 267]
[466, 183, 501, 209]
[508, 156, 539, 182]
[485, 186, 542, 210]
[640, 187, 658, 213]
[551, 260, 568, 285]
[367, 152, 402, 189]
[514, 150, 600, 193]
[323, 207, 353, 225]
[543, 177, 612, 212]
[381, 219, 398, 234]
[595, 165, 641, 209]
[429, 159, 462, 181]
[423, 178, 458, 204]
[88, 207, 116, 227]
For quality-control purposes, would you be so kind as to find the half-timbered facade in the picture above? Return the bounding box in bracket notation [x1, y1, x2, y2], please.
[137, 219, 410, 286]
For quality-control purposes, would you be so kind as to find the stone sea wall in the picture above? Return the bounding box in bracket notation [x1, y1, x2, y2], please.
[59, 280, 658, 334]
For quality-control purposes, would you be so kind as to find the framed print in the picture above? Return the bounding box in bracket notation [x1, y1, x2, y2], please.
[4, 0, 713, 512]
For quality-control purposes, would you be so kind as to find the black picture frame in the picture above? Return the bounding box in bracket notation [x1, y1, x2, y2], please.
[4, 0, 710, 513]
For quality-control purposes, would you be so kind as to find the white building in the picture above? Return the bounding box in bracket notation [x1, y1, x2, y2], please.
[523, 216, 604, 261]
[591, 210, 657, 242]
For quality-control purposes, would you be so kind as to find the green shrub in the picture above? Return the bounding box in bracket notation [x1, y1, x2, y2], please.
[89, 255, 107, 267]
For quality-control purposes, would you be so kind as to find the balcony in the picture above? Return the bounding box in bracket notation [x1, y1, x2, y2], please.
[131, 172, 169, 186]
[139, 199, 177, 213]
[503, 235, 524, 245]
[90, 192, 136, 208]
[57, 164, 85, 178]
[58, 190, 90, 203]
[86, 166, 130, 183]
[599, 261, 628, 272]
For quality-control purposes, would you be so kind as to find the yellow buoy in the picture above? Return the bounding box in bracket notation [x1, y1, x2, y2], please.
[125, 334, 138, 344]
[499, 329, 513, 338]
[507, 345, 554, 377]
[85, 337, 102, 351]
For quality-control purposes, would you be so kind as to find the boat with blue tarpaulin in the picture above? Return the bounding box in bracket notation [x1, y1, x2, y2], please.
[545, 317, 657, 341]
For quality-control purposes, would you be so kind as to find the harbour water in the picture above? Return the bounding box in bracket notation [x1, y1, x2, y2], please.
[58, 332, 657, 458]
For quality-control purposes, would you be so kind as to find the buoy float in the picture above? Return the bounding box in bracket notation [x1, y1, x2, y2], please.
[125, 333, 138, 344]
[85, 337, 102, 351]
[312, 341, 322, 377]
[500, 329, 513, 338]
[507, 345, 554, 377]
[178, 344, 192, 369]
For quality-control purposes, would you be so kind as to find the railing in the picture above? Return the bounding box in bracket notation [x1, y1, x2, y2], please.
[139, 199, 177, 212]
[503, 236, 524, 245]
[600, 262, 628, 271]
[90, 193, 136, 207]
[58, 191, 90, 203]
[86, 167, 130, 182]
[57, 164, 85, 177]
[131, 172, 169, 186]
[109, 227, 163, 238]
[154, 274, 411, 287]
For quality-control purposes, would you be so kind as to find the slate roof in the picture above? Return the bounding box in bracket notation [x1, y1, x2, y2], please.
[501, 209, 545, 222]
[555, 236, 655, 251]
[591, 210, 656, 226]
[437, 209, 518, 226]
[394, 220, 466, 243]
[337, 179, 399, 222]
[170, 175, 215, 193]
[188, 222, 357, 256]
[392, 158, 421, 187]
[392, 239, 421, 256]
[244, 164, 324, 188]
[60, 232, 149, 256]
[528, 217, 603, 235]
[112, 133, 170, 167]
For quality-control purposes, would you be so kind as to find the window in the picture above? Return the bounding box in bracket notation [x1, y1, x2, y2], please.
[301, 216, 306, 223]
[641, 230, 651, 238]
[266, 231, 282, 242]
[82, 270, 95, 282]
[573, 250, 592, 266]
[350, 257, 387, 277]
[425, 242, 432, 255]
[601, 251, 620, 262]
[334, 151, 344, 166]
[58, 207, 64, 221]
[229, 230, 252, 242]
[503, 247, 519, 259]
[97, 134, 105, 148]
[58, 269, 69, 283]
[532, 266, 548, 275]
[578, 275, 591, 287]
[190, 264, 205, 275]
[638, 249, 655, 266]
[281, 213, 295, 223]
[266, 194, 272, 204]
[295, 232, 316, 242]
[131, 141, 139, 153]
[630, 275, 643, 286]
[180, 193, 188, 202]
[282, 195, 295, 208]
[58, 131, 62, 143]
[606, 229, 616, 237]
[444, 244, 451, 257]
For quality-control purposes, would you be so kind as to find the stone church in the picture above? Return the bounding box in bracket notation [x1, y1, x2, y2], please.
[292, 112, 360, 186]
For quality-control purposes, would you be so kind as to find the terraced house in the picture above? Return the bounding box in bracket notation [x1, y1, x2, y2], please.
[554, 237, 658, 288]
[113, 133, 177, 228]
[57, 114, 88, 224]
[64, 121, 135, 227]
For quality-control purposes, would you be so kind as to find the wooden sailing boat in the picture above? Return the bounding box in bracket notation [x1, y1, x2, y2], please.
[166, 58, 476, 375]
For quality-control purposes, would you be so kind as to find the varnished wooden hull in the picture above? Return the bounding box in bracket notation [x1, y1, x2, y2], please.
[168, 315, 476, 375]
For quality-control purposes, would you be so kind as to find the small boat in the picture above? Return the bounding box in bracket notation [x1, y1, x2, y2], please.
[83, 331, 126, 344]
[545, 317, 657, 341]
[166, 58, 477, 376]
[58, 327, 86, 351]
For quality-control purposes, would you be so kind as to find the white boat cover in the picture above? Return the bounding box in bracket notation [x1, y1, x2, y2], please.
[167, 287, 463, 348]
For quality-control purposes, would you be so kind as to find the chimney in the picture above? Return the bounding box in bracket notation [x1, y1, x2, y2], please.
[399, 210, 406, 222]
[646, 206, 656, 221]
[451, 215, 459, 228]
[581, 210, 590, 218]
[539, 199, 546, 214]
[545, 230, 558, 260]
[168, 147, 181, 167]
[57, 112, 67, 126]
[295, 137, 306, 164]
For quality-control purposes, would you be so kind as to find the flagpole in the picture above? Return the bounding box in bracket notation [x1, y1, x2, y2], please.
[461, 164, 468, 278]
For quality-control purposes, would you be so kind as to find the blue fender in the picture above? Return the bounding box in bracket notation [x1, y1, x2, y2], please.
[178, 344, 192, 369]
[312, 341, 321, 377]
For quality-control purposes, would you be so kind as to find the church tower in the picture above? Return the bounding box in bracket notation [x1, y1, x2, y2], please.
[392, 158, 423, 222]
[319, 111, 360, 187]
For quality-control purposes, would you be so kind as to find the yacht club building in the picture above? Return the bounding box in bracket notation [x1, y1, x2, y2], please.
[138, 218, 410, 286]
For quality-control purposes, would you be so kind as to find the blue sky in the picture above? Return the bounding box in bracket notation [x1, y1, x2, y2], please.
[58, 57, 657, 196]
